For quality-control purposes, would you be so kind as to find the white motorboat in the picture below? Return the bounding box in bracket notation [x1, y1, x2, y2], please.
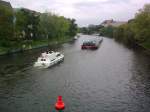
[34, 51, 64, 68]
[74, 36, 78, 40]
[73, 34, 80, 40]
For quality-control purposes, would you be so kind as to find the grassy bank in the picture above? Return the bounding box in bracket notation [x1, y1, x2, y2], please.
[141, 41, 150, 50]
[0, 37, 74, 55]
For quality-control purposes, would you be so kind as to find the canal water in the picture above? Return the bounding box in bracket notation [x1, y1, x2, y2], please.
[0, 35, 150, 112]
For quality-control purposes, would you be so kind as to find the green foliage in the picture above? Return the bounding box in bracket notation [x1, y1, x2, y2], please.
[100, 26, 114, 38]
[67, 19, 78, 36]
[39, 13, 58, 39]
[15, 8, 40, 40]
[0, 2, 78, 54]
[131, 4, 150, 43]
[79, 25, 103, 34]
[0, 3, 13, 41]
[38, 13, 77, 41]
[79, 27, 88, 34]
[100, 4, 150, 49]
[141, 39, 150, 49]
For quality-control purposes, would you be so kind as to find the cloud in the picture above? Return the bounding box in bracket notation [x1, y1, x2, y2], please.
[6, 0, 150, 26]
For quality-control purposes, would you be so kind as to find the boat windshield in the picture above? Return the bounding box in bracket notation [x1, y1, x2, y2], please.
[49, 51, 53, 54]
[83, 41, 95, 46]
[56, 53, 61, 57]
[41, 59, 46, 61]
[46, 51, 53, 54]
[51, 59, 55, 61]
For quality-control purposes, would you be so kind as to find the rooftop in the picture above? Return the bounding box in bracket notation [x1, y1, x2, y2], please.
[101, 19, 127, 27]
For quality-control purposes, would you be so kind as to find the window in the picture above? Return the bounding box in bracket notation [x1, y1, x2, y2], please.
[56, 54, 61, 57]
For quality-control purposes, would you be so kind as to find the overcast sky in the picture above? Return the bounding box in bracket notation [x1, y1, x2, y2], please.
[6, 0, 150, 26]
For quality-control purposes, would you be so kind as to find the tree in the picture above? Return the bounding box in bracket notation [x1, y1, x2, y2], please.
[67, 19, 78, 37]
[39, 13, 77, 42]
[39, 13, 59, 40]
[132, 4, 150, 43]
[79, 24, 103, 34]
[0, 1, 14, 47]
[15, 8, 40, 40]
[100, 26, 114, 37]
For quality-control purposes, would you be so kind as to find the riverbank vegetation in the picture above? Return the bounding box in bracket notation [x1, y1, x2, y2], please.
[79, 25, 103, 34]
[0, 1, 78, 54]
[79, 4, 150, 50]
[100, 4, 150, 50]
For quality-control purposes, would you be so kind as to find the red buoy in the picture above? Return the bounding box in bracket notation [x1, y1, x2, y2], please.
[55, 96, 65, 110]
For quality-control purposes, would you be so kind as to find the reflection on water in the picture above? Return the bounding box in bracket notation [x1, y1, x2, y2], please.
[0, 35, 150, 112]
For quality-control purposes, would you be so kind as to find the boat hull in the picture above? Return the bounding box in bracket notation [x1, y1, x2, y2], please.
[81, 45, 98, 49]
